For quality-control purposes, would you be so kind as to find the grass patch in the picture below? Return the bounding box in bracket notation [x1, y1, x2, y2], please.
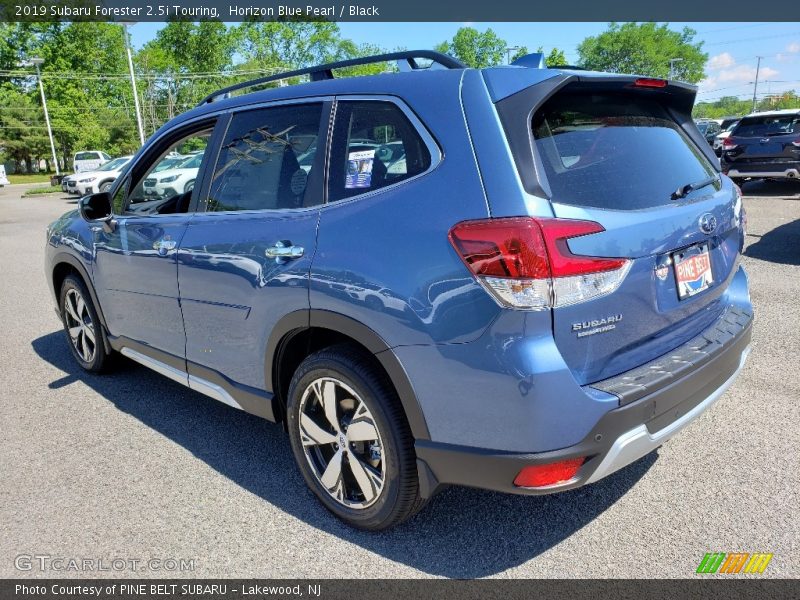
[8, 173, 55, 185]
[23, 186, 64, 197]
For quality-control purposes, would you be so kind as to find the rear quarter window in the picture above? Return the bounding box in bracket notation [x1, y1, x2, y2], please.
[532, 92, 717, 210]
[328, 101, 432, 202]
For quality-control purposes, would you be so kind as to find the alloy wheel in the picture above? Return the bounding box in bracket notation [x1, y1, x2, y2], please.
[298, 377, 386, 509]
[64, 289, 96, 363]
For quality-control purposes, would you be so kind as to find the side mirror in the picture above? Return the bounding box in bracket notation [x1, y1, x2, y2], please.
[80, 192, 116, 232]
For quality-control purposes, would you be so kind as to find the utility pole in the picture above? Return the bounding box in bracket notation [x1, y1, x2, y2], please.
[122, 22, 145, 146]
[669, 58, 684, 80]
[27, 58, 60, 176]
[752, 56, 763, 113]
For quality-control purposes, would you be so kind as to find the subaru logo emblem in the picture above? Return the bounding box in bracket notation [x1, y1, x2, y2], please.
[699, 213, 717, 234]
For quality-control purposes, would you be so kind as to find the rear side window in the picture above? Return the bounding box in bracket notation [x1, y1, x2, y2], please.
[75, 152, 99, 161]
[733, 115, 799, 137]
[532, 93, 717, 210]
[208, 103, 323, 212]
[328, 101, 431, 202]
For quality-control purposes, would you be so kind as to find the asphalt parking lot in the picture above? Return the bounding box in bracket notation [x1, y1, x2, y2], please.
[0, 181, 798, 579]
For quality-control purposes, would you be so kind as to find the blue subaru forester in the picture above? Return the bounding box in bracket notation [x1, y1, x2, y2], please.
[46, 51, 752, 530]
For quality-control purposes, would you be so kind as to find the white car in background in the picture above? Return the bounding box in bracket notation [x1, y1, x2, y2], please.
[73, 150, 111, 173]
[142, 152, 203, 199]
[713, 119, 741, 157]
[68, 156, 133, 196]
[0, 165, 9, 187]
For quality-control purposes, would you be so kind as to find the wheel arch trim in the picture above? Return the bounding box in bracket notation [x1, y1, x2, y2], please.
[50, 252, 112, 354]
[266, 309, 431, 440]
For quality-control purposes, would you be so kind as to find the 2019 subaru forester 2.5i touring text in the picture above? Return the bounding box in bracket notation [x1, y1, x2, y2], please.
[45, 51, 752, 530]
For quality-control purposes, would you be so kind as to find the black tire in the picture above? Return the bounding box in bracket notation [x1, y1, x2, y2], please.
[184, 180, 195, 193]
[59, 275, 111, 372]
[286, 344, 425, 530]
[99, 181, 112, 192]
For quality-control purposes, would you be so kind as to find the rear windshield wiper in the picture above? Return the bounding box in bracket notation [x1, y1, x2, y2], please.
[671, 175, 719, 200]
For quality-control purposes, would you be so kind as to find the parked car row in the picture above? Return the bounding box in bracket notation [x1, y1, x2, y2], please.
[62, 156, 132, 196]
[694, 117, 740, 157]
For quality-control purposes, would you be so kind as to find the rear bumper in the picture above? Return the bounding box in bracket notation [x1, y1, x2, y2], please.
[415, 305, 752, 497]
[723, 161, 800, 179]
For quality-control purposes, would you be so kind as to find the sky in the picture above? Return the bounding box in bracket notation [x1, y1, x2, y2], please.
[130, 22, 800, 103]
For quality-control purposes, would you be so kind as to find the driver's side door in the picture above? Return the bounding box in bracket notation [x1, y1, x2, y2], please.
[91, 119, 221, 361]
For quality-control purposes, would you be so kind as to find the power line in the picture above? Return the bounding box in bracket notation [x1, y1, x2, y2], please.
[705, 31, 800, 46]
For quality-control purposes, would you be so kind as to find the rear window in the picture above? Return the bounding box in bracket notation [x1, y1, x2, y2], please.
[75, 152, 100, 161]
[532, 93, 717, 210]
[733, 115, 799, 138]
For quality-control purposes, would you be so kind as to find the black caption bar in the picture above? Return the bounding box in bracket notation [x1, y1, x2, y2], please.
[4, 580, 800, 600]
[3, 0, 800, 21]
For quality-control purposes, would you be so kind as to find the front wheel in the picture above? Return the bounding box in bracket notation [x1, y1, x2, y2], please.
[99, 181, 112, 192]
[59, 275, 110, 372]
[286, 344, 425, 530]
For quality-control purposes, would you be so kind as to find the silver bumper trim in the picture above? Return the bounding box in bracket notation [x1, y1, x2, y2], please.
[585, 345, 751, 484]
[727, 168, 799, 179]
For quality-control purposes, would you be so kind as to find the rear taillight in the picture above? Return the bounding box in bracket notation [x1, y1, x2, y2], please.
[723, 137, 738, 150]
[448, 217, 631, 310]
[513, 458, 586, 488]
[792, 137, 800, 147]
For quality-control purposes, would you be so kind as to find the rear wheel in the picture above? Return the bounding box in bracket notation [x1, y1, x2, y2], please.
[286, 344, 425, 530]
[59, 275, 110, 372]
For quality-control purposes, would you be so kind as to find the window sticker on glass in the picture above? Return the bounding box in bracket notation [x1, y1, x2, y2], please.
[346, 150, 375, 189]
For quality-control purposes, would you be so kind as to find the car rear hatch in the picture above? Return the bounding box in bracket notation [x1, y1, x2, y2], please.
[493, 75, 745, 385]
[723, 113, 800, 171]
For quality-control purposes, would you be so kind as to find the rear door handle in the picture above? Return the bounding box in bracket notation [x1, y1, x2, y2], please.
[265, 241, 304, 262]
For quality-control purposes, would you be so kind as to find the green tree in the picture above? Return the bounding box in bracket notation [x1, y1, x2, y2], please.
[0, 87, 50, 172]
[578, 22, 707, 83]
[692, 96, 752, 119]
[435, 27, 507, 68]
[541, 47, 568, 67]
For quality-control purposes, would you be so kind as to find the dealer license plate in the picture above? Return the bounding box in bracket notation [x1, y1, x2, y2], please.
[674, 244, 713, 299]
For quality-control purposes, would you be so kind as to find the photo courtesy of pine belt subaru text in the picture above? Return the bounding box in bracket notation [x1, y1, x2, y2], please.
[45, 50, 753, 531]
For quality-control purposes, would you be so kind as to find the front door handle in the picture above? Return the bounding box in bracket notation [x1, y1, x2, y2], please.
[266, 241, 304, 263]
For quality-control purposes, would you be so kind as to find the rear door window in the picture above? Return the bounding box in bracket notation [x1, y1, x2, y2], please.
[328, 100, 432, 202]
[207, 103, 324, 212]
[733, 115, 799, 137]
[532, 92, 717, 210]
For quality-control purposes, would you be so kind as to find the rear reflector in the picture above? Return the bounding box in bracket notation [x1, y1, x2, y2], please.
[448, 217, 630, 310]
[513, 458, 586, 488]
[634, 78, 668, 88]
